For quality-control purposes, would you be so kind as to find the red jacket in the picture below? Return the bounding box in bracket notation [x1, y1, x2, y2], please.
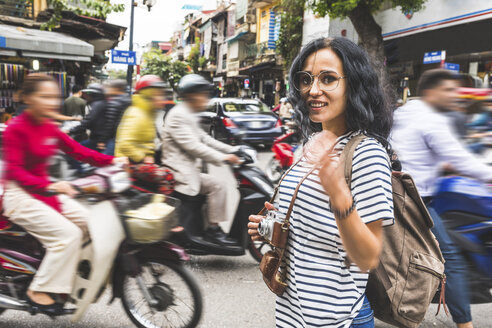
[3, 112, 113, 212]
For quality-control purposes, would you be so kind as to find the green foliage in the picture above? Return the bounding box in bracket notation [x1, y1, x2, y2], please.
[305, 0, 426, 18]
[106, 68, 127, 80]
[187, 38, 209, 73]
[141, 49, 189, 90]
[42, 0, 125, 30]
[276, 0, 305, 70]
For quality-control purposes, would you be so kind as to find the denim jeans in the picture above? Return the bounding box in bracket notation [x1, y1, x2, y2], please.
[351, 295, 374, 328]
[427, 204, 472, 324]
[103, 138, 115, 156]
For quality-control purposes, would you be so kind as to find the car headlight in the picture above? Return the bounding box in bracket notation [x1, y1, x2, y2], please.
[109, 171, 131, 193]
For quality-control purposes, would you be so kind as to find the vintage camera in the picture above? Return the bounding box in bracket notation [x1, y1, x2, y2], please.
[258, 210, 284, 241]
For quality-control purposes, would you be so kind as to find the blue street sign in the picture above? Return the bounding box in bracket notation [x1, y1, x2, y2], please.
[0, 36, 6, 48]
[423, 50, 444, 64]
[111, 50, 137, 65]
[444, 62, 460, 72]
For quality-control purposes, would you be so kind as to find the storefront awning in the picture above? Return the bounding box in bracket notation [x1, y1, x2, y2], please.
[0, 24, 94, 61]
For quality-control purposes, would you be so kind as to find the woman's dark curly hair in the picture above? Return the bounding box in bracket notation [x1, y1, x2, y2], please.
[289, 37, 393, 151]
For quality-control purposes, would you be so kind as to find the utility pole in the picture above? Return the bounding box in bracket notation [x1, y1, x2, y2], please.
[126, 0, 135, 93]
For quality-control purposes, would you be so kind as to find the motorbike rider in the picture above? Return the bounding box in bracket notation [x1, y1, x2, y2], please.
[100, 80, 131, 156]
[115, 75, 166, 164]
[391, 69, 492, 328]
[68, 83, 107, 151]
[161, 74, 241, 246]
[2, 74, 127, 315]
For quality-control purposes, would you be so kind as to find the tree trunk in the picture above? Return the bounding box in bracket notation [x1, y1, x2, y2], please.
[348, 2, 396, 106]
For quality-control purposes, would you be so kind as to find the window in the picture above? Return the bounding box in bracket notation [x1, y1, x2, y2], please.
[223, 102, 270, 113]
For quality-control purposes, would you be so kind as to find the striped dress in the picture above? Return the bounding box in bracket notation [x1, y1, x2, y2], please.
[275, 131, 394, 328]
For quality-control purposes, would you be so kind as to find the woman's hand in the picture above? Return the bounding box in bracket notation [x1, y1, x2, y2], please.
[319, 150, 352, 209]
[248, 202, 276, 241]
[47, 181, 79, 197]
[112, 157, 129, 166]
[143, 156, 155, 164]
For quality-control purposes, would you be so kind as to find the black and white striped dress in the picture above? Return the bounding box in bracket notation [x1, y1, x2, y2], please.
[275, 131, 394, 328]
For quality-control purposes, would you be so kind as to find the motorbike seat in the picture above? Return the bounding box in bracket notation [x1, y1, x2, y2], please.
[0, 214, 28, 237]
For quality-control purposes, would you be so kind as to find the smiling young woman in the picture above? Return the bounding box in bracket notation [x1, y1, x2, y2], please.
[248, 37, 394, 328]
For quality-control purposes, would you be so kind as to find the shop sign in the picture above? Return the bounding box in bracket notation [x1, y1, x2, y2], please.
[112, 50, 137, 65]
[423, 50, 445, 64]
[227, 60, 239, 77]
[0, 36, 5, 48]
[244, 79, 250, 89]
[444, 62, 460, 72]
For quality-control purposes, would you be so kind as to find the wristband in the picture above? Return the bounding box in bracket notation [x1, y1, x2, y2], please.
[329, 196, 356, 220]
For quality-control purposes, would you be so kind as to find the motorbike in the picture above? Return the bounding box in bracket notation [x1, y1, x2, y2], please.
[432, 175, 492, 303]
[0, 166, 203, 328]
[132, 146, 275, 263]
[265, 131, 300, 184]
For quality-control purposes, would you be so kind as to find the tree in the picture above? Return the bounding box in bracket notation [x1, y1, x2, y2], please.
[106, 68, 128, 80]
[41, 0, 125, 30]
[276, 0, 305, 70]
[141, 49, 190, 90]
[305, 0, 427, 101]
[187, 39, 209, 73]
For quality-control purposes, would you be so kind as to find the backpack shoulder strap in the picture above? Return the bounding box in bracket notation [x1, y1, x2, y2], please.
[340, 134, 368, 186]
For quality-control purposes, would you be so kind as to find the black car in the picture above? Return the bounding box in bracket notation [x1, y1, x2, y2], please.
[198, 98, 283, 146]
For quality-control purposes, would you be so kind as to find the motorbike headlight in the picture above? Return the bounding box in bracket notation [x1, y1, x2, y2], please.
[242, 147, 258, 164]
[109, 171, 131, 193]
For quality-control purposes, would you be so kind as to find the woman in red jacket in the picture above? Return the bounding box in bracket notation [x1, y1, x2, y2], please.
[2, 74, 126, 315]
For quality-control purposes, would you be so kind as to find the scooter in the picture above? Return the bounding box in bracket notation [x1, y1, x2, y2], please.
[132, 146, 275, 263]
[265, 131, 300, 184]
[432, 175, 492, 303]
[0, 166, 202, 328]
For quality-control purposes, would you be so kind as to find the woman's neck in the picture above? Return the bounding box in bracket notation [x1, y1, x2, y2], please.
[25, 109, 46, 124]
[321, 116, 347, 138]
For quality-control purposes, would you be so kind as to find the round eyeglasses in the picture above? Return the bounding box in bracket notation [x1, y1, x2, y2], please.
[293, 71, 346, 93]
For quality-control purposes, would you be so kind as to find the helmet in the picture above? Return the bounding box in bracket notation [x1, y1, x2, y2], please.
[135, 75, 166, 92]
[81, 83, 104, 95]
[177, 74, 213, 97]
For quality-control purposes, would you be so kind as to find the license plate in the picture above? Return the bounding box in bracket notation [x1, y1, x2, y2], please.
[249, 121, 263, 128]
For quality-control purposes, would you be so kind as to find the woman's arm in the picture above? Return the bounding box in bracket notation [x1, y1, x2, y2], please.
[320, 139, 393, 271]
[56, 129, 113, 167]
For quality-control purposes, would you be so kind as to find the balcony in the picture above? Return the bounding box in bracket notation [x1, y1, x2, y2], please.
[251, 0, 273, 9]
[0, 0, 34, 19]
[245, 42, 275, 59]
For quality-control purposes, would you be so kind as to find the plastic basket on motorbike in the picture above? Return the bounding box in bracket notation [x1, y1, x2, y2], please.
[120, 193, 180, 244]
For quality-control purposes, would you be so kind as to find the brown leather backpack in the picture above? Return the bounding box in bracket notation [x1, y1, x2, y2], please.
[342, 135, 447, 328]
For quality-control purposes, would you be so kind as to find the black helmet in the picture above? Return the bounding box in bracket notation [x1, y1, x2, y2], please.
[81, 83, 104, 95]
[177, 74, 213, 97]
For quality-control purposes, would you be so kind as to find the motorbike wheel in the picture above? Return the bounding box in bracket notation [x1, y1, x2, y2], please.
[265, 157, 285, 185]
[121, 260, 202, 328]
[248, 236, 274, 263]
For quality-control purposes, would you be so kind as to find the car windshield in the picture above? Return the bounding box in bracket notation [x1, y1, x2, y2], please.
[222, 102, 270, 113]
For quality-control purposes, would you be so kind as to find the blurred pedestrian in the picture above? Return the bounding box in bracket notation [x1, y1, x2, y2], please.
[62, 84, 86, 118]
[100, 80, 131, 156]
[248, 37, 394, 328]
[161, 74, 241, 246]
[115, 75, 166, 163]
[278, 97, 293, 119]
[2, 74, 123, 315]
[391, 69, 492, 328]
[68, 83, 107, 151]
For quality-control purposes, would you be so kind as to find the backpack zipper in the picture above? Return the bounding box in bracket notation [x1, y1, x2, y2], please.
[413, 263, 445, 280]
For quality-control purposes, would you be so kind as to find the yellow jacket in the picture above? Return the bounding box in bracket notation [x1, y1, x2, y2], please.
[115, 94, 156, 163]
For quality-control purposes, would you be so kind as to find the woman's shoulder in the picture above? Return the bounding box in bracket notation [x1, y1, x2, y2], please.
[350, 134, 390, 166]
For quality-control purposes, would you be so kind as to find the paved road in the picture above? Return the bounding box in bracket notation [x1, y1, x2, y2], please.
[1, 150, 491, 327]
